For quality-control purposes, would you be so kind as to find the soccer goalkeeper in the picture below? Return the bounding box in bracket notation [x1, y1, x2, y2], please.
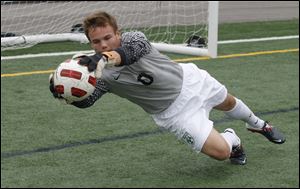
[49, 11, 285, 165]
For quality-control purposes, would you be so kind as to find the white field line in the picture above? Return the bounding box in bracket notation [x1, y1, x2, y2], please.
[1, 50, 94, 60]
[1, 35, 299, 60]
[218, 35, 299, 44]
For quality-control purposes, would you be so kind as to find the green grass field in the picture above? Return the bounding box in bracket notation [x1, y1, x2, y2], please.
[1, 20, 299, 187]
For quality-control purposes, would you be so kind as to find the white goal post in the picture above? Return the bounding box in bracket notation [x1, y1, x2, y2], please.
[1, 1, 219, 57]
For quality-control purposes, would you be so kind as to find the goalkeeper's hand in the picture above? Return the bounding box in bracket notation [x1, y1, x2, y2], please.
[101, 51, 121, 66]
[49, 73, 70, 104]
[75, 53, 102, 72]
[77, 51, 121, 78]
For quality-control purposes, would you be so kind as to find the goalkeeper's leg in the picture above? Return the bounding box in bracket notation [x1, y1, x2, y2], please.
[214, 94, 285, 144]
[201, 127, 246, 165]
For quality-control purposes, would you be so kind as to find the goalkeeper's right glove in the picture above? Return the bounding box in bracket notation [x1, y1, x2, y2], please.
[76, 53, 103, 72]
[77, 53, 118, 79]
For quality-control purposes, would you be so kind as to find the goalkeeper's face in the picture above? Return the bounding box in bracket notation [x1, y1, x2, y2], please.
[88, 25, 121, 53]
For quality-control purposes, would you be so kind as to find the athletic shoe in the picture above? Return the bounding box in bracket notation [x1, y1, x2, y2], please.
[223, 128, 246, 165]
[246, 121, 286, 144]
[230, 144, 247, 165]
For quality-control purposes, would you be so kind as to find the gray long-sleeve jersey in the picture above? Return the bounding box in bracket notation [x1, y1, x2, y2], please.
[72, 31, 183, 114]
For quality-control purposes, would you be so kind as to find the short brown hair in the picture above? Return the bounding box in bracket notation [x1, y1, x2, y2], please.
[83, 11, 118, 41]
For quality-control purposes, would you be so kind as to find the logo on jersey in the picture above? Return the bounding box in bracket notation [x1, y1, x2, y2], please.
[112, 72, 120, 80]
[137, 72, 153, 85]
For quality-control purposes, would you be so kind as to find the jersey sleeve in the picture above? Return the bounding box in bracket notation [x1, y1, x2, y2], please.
[71, 79, 109, 108]
[115, 31, 152, 65]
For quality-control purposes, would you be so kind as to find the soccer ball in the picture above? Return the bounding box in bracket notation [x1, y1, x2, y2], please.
[52, 58, 96, 103]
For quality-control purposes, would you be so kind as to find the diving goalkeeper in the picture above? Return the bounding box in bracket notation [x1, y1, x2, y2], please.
[49, 11, 285, 165]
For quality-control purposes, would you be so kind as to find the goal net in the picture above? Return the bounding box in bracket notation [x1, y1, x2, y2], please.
[1, 1, 218, 57]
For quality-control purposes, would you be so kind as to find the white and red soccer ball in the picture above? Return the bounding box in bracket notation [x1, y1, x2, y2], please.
[52, 58, 96, 103]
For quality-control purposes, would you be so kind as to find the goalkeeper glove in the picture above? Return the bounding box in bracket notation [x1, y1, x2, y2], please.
[76, 53, 102, 72]
[94, 51, 121, 78]
[77, 51, 120, 78]
[101, 51, 121, 66]
[49, 73, 70, 104]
